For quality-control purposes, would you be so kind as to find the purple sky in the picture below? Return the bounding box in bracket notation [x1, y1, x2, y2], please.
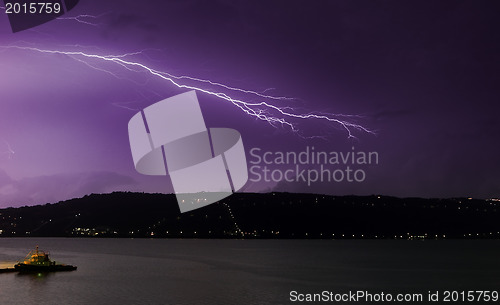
[0, 1, 499, 207]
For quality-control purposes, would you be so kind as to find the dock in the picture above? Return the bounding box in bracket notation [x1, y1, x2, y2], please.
[0, 267, 17, 273]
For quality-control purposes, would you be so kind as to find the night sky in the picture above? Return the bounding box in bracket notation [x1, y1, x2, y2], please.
[0, 0, 499, 207]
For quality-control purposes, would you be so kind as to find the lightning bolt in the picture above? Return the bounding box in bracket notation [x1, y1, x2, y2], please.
[111, 102, 140, 112]
[57, 13, 109, 27]
[1, 140, 15, 159]
[0, 45, 374, 138]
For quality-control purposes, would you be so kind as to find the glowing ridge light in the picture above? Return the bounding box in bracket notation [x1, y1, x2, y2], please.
[0, 45, 374, 138]
[222, 202, 243, 236]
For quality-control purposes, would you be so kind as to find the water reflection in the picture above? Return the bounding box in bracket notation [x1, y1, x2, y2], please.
[15, 271, 54, 287]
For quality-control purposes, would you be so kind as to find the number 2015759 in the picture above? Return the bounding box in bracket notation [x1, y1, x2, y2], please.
[5, 2, 61, 14]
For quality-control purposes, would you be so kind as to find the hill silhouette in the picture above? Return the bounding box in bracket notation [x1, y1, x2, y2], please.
[0, 192, 498, 239]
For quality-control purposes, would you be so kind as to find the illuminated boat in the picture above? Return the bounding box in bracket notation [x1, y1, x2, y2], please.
[14, 246, 77, 272]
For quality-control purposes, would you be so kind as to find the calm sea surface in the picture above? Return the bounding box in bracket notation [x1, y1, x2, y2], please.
[0, 238, 499, 305]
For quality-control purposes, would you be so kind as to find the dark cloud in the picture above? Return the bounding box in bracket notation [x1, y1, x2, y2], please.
[0, 170, 13, 185]
[0, 0, 499, 203]
[0, 171, 136, 208]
